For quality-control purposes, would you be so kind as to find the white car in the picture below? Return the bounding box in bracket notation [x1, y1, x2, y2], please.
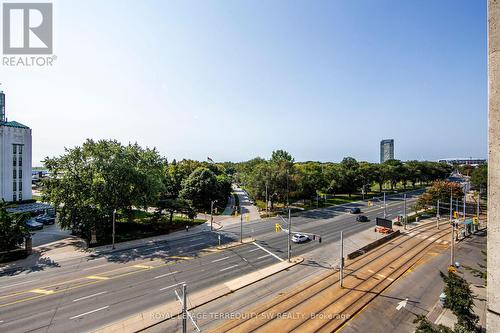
[292, 233, 309, 243]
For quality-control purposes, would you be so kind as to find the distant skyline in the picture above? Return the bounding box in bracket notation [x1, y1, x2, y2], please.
[0, 0, 487, 165]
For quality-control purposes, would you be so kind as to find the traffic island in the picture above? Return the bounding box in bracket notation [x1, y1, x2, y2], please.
[91, 257, 303, 333]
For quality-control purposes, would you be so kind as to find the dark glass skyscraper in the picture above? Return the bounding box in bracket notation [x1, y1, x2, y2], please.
[380, 139, 394, 163]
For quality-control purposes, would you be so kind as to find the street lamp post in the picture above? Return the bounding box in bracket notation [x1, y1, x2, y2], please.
[287, 208, 291, 262]
[112, 209, 116, 250]
[383, 192, 387, 218]
[210, 200, 217, 231]
[240, 206, 243, 243]
[403, 193, 407, 230]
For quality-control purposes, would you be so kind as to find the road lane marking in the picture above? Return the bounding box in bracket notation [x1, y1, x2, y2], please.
[436, 239, 442, 243]
[377, 274, 386, 278]
[211, 256, 230, 263]
[86, 275, 110, 280]
[0, 279, 39, 289]
[30, 289, 54, 295]
[81, 264, 109, 271]
[154, 271, 178, 279]
[133, 264, 153, 269]
[246, 248, 260, 253]
[72, 291, 107, 302]
[429, 237, 436, 241]
[159, 281, 186, 291]
[69, 306, 109, 319]
[252, 242, 284, 262]
[387, 277, 394, 281]
[184, 242, 205, 249]
[367, 269, 375, 274]
[257, 254, 271, 260]
[220, 264, 239, 272]
[442, 241, 448, 245]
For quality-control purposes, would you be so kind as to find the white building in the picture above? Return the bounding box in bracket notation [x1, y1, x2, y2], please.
[0, 91, 32, 202]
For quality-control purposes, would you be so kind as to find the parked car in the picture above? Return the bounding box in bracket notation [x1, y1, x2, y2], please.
[35, 214, 56, 225]
[356, 215, 369, 222]
[349, 207, 361, 214]
[292, 233, 309, 243]
[25, 219, 43, 230]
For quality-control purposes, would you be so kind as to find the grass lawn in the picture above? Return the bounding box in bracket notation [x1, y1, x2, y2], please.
[91, 209, 207, 246]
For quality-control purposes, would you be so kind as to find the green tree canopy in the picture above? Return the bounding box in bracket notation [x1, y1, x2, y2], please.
[0, 201, 28, 251]
[42, 139, 165, 241]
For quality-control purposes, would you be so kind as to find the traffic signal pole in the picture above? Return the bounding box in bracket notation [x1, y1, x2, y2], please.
[340, 231, 344, 288]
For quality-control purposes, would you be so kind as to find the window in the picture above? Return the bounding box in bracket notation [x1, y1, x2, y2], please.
[13, 145, 16, 154]
[12, 194, 16, 202]
[13, 156, 16, 166]
[13, 181, 16, 191]
[13, 169, 16, 179]
[19, 170, 22, 179]
[19, 181, 22, 191]
[19, 145, 23, 154]
[19, 156, 22, 167]
[18, 192, 22, 201]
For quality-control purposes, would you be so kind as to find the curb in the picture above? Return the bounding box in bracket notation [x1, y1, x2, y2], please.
[91, 257, 304, 333]
[216, 237, 255, 250]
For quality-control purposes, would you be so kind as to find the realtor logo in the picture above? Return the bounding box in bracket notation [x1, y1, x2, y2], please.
[3, 3, 53, 54]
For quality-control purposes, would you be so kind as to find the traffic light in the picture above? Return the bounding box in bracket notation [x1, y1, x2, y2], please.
[453, 211, 459, 219]
[473, 216, 479, 224]
[275, 223, 281, 232]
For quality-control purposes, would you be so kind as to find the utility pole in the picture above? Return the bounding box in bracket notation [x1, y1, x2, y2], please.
[403, 193, 407, 230]
[451, 222, 455, 267]
[265, 182, 268, 216]
[112, 209, 116, 249]
[383, 192, 387, 218]
[476, 188, 481, 231]
[287, 207, 291, 262]
[182, 284, 187, 333]
[463, 192, 467, 222]
[340, 231, 344, 288]
[210, 200, 217, 231]
[450, 190, 453, 222]
[240, 207, 243, 243]
[437, 200, 440, 229]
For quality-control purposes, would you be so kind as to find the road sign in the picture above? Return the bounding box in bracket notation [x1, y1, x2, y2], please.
[376, 217, 392, 229]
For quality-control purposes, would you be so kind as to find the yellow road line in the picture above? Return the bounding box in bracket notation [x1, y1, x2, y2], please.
[86, 275, 110, 280]
[29, 289, 54, 295]
[132, 264, 154, 269]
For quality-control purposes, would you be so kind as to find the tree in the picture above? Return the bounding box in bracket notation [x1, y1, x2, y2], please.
[406, 161, 423, 188]
[295, 162, 327, 199]
[413, 315, 453, 333]
[179, 167, 219, 212]
[416, 181, 464, 210]
[383, 159, 405, 190]
[42, 139, 165, 241]
[155, 198, 195, 223]
[470, 165, 487, 190]
[336, 157, 361, 197]
[440, 271, 479, 332]
[0, 201, 28, 251]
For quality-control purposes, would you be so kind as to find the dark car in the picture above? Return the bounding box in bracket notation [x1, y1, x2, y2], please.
[349, 207, 361, 214]
[356, 215, 369, 222]
[25, 219, 43, 230]
[35, 214, 56, 225]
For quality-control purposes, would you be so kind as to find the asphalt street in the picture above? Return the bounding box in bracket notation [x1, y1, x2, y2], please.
[0, 190, 423, 333]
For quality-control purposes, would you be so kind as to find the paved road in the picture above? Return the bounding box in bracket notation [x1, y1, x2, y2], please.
[340, 228, 487, 333]
[0, 190, 422, 333]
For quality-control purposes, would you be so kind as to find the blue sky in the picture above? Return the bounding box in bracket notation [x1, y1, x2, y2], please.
[1, 0, 487, 164]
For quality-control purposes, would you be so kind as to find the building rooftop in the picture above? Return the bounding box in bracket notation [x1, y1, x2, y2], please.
[0, 120, 30, 129]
